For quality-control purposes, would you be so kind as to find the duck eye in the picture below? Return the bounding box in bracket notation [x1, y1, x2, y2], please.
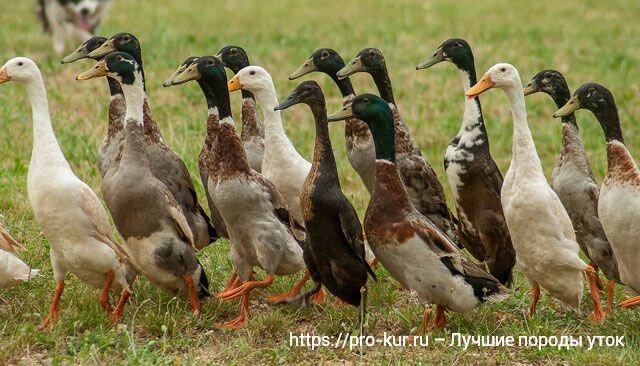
[500, 67, 506, 72]
[321, 51, 329, 58]
[249, 70, 256, 75]
[207, 60, 214, 66]
[123, 36, 130, 42]
[363, 98, 369, 103]
[369, 50, 375, 56]
[17, 61, 23, 66]
[230, 48, 238, 55]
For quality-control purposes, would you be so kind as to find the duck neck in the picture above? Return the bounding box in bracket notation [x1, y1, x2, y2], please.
[371, 67, 395, 105]
[310, 101, 339, 181]
[254, 85, 291, 145]
[594, 103, 624, 144]
[107, 76, 123, 97]
[372, 159, 413, 214]
[120, 76, 145, 129]
[504, 84, 543, 173]
[24, 76, 70, 171]
[328, 72, 355, 98]
[456, 64, 487, 136]
[216, 116, 252, 177]
[550, 85, 577, 127]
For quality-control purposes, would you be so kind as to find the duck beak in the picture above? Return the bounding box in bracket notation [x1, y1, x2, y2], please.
[169, 64, 200, 86]
[289, 57, 317, 80]
[0, 67, 11, 84]
[228, 74, 242, 92]
[522, 81, 538, 96]
[76, 60, 108, 80]
[416, 48, 444, 70]
[274, 91, 301, 111]
[336, 56, 363, 80]
[61, 44, 91, 64]
[466, 74, 495, 99]
[553, 96, 581, 118]
[87, 39, 115, 58]
[213, 53, 222, 61]
[327, 103, 354, 122]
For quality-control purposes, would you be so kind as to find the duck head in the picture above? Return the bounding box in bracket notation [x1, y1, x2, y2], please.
[290, 48, 346, 80]
[61, 36, 108, 64]
[76, 52, 141, 85]
[275, 80, 325, 111]
[88, 33, 142, 61]
[227, 65, 272, 95]
[416, 38, 474, 71]
[337, 48, 386, 80]
[328, 93, 395, 161]
[162, 56, 199, 87]
[466, 63, 521, 98]
[523, 70, 569, 98]
[554, 83, 622, 143]
[169, 56, 231, 115]
[215, 45, 250, 74]
[0, 57, 41, 85]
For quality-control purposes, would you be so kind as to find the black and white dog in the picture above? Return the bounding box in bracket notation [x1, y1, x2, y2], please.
[36, 0, 112, 55]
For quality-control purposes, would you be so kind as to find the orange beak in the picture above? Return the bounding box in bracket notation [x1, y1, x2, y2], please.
[466, 74, 495, 98]
[228, 74, 241, 92]
[0, 67, 11, 84]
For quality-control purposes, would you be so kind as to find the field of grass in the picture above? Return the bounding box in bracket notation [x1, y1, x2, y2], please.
[1, 0, 640, 364]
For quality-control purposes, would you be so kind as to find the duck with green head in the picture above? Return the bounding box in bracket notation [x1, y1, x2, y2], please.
[328, 94, 508, 331]
[338, 48, 458, 245]
[525, 71, 619, 311]
[417, 38, 515, 286]
[76, 52, 210, 319]
[86, 32, 217, 249]
[275, 81, 376, 330]
[289, 48, 375, 195]
[61, 36, 125, 177]
[554, 83, 640, 310]
[167, 56, 306, 328]
[215, 45, 264, 173]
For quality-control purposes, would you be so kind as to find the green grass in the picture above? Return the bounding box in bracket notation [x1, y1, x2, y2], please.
[1, 0, 640, 364]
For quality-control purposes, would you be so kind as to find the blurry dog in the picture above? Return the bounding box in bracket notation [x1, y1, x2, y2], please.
[36, 0, 112, 55]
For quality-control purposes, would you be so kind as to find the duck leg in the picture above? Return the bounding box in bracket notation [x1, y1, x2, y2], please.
[619, 294, 640, 309]
[309, 288, 327, 303]
[588, 261, 604, 290]
[433, 305, 448, 330]
[526, 285, 541, 319]
[421, 306, 433, 334]
[183, 274, 201, 316]
[113, 275, 137, 322]
[606, 279, 615, 313]
[217, 274, 274, 301]
[585, 265, 605, 323]
[216, 270, 240, 298]
[358, 286, 367, 337]
[267, 271, 311, 303]
[217, 290, 251, 329]
[99, 270, 115, 314]
[38, 281, 65, 330]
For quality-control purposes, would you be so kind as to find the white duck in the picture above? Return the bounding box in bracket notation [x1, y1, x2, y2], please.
[0, 224, 39, 289]
[227, 66, 310, 237]
[553, 83, 640, 309]
[0, 57, 133, 328]
[466, 63, 604, 322]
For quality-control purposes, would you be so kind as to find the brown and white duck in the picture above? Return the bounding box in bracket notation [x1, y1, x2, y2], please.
[77, 52, 209, 317]
[338, 48, 458, 244]
[169, 56, 305, 328]
[86, 32, 217, 249]
[554, 83, 639, 310]
[525, 71, 620, 310]
[417, 38, 515, 286]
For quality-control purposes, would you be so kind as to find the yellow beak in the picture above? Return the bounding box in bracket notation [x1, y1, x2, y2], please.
[466, 74, 495, 98]
[76, 60, 108, 80]
[289, 57, 316, 80]
[0, 67, 10, 84]
[87, 39, 115, 59]
[228, 74, 241, 92]
[553, 96, 581, 118]
[327, 103, 354, 122]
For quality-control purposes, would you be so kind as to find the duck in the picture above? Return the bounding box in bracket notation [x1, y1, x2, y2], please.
[86, 32, 217, 248]
[338, 48, 458, 244]
[162, 57, 229, 241]
[466, 63, 604, 322]
[0, 57, 134, 328]
[60, 36, 125, 178]
[169, 56, 306, 328]
[553, 83, 640, 310]
[274, 81, 376, 328]
[215, 45, 265, 173]
[76, 52, 209, 317]
[289, 48, 375, 194]
[227, 65, 309, 240]
[416, 38, 515, 286]
[0, 223, 39, 289]
[328, 93, 508, 330]
[525, 71, 620, 310]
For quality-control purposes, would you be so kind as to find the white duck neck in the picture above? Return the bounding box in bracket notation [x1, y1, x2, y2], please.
[253, 84, 297, 150]
[119, 76, 145, 128]
[504, 83, 543, 175]
[24, 75, 71, 173]
[458, 69, 483, 132]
